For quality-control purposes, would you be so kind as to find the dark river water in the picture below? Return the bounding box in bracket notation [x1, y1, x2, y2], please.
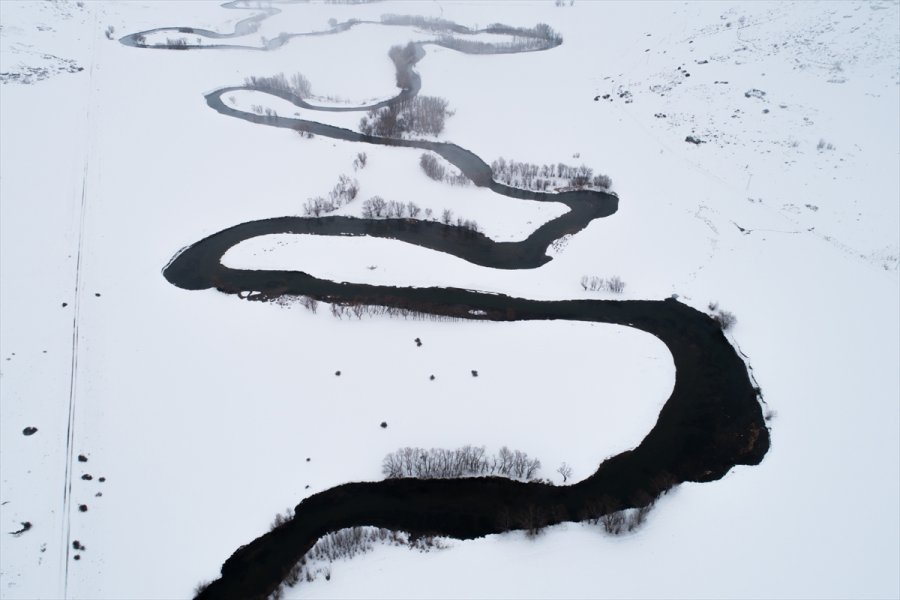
[125, 5, 769, 598]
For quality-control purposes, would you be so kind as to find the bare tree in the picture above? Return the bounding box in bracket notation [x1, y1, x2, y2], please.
[601, 511, 626, 535]
[359, 95, 452, 138]
[606, 275, 625, 294]
[383, 445, 541, 481]
[362, 196, 387, 218]
[420, 152, 446, 180]
[713, 309, 737, 330]
[492, 156, 612, 191]
[556, 462, 573, 483]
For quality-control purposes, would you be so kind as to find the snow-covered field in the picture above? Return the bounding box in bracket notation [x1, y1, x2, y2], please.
[1, 1, 897, 599]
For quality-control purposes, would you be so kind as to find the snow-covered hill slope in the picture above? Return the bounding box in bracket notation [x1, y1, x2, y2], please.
[1, 1, 897, 599]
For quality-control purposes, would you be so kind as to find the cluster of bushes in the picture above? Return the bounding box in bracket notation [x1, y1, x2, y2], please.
[164, 37, 189, 48]
[437, 23, 562, 54]
[302, 175, 359, 216]
[250, 104, 278, 119]
[580, 275, 625, 293]
[380, 13, 465, 33]
[491, 157, 613, 191]
[244, 71, 311, 98]
[377, 15, 561, 49]
[593, 503, 655, 535]
[494, 503, 569, 538]
[361, 196, 420, 219]
[420, 152, 470, 186]
[268, 526, 446, 597]
[483, 22, 562, 43]
[360, 198, 479, 232]
[359, 95, 452, 138]
[436, 35, 547, 54]
[382, 445, 542, 481]
[708, 302, 737, 330]
[326, 301, 464, 322]
[451, 215, 479, 232]
[270, 508, 293, 530]
[273, 295, 320, 313]
[259, 295, 472, 324]
[577, 484, 669, 536]
[436, 208, 480, 232]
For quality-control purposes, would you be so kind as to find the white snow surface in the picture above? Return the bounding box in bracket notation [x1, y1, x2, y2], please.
[1, 1, 898, 599]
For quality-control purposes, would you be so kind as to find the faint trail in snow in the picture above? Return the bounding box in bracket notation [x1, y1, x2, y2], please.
[59, 5, 98, 597]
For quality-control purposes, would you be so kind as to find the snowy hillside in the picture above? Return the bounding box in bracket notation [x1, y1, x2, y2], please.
[1, 1, 897, 599]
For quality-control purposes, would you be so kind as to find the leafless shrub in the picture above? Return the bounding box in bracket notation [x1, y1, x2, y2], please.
[420, 152, 470, 186]
[361, 196, 387, 218]
[244, 72, 311, 98]
[300, 296, 318, 313]
[377, 16, 561, 49]
[629, 503, 654, 531]
[712, 308, 737, 330]
[516, 504, 549, 538]
[303, 175, 359, 216]
[302, 196, 328, 217]
[359, 95, 452, 138]
[455, 217, 479, 232]
[492, 157, 613, 191]
[607, 275, 625, 293]
[380, 14, 461, 32]
[382, 445, 541, 481]
[594, 497, 656, 535]
[271, 295, 318, 312]
[275, 526, 448, 593]
[420, 152, 446, 181]
[580, 275, 625, 293]
[270, 508, 293, 531]
[324, 301, 466, 323]
[353, 152, 368, 170]
[601, 510, 626, 535]
[193, 581, 210, 597]
[435, 23, 562, 54]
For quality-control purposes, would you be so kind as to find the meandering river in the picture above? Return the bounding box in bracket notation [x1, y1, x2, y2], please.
[126, 5, 769, 599]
